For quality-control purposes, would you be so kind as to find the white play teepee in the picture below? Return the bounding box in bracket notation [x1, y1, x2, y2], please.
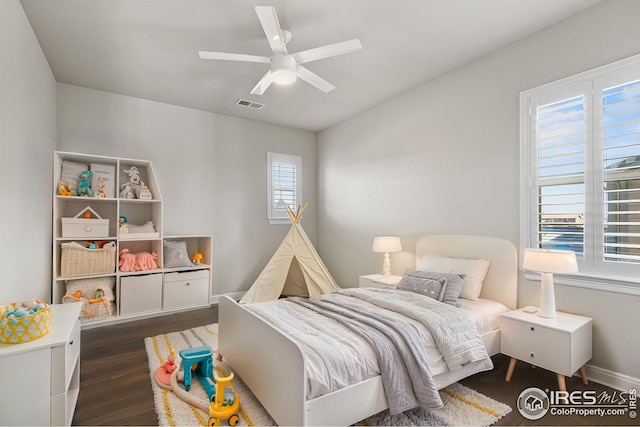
[240, 203, 340, 304]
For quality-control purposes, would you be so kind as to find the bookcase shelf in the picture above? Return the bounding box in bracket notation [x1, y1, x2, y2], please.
[53, 151, 212, 328]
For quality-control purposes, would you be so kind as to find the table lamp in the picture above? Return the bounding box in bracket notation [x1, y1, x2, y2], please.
[522, 248, 578, 318]
[372, 237, 402, 276]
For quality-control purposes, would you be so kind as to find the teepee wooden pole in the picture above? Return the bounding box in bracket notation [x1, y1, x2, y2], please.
[298, 202, 309, 221]
[286, 206, 296, 223]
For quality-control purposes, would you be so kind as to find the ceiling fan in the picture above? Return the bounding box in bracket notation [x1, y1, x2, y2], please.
[199, 6, 362, 95]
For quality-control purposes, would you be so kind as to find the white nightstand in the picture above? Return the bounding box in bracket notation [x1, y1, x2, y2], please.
[501, 308, 592, 392]
[359, 274, 402, 289]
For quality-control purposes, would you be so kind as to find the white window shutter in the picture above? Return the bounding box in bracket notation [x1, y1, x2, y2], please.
[267, 152, 302, 224]
[521, 54, 640, 285]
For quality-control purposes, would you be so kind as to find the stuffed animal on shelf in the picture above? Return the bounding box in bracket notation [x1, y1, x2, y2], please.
[135, 251, 159, 271]
[94, 177, 106, 198]
[118, 249, 159, 272]
[120, 166, 144, 199]
[77, 170, 93, 197]
[58, 180, 72, 196]
[191, 252, 203, 265]
[118, 249, 137, 272]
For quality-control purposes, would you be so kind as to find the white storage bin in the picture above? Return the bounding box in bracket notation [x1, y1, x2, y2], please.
[61, 206, 109, 238]
[120, 273, 163, 316]
[163, 270, 210, 310]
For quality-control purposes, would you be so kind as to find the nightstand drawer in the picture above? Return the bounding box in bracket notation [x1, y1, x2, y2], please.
[501, 317, 571, 375]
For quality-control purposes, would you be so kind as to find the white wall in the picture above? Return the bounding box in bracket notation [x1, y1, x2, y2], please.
[0, 0, 57, 303]
[318, 0, 640, 383]
[57, 84, 316, 296]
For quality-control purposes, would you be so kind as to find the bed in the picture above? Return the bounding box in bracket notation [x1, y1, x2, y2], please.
[218, 234, 517, 426]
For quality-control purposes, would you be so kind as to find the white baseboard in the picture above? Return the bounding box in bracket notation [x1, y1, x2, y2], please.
[584, 364, 640, 391]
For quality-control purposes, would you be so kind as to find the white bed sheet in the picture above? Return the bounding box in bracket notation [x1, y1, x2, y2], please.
[247, 292, 508, 400]
[458, 297, 509, 335]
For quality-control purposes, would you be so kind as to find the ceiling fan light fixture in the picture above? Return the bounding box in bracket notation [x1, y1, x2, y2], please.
[271, 55, 297, 85]
[272, 68, 296, 85]
[199, 6, 362, 94]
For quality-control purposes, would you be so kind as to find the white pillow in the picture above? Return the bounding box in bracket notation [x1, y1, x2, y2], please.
[417, 255, 491, 301]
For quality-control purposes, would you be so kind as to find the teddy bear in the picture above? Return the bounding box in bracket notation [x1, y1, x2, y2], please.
[120, 166, 144, 199]
[77, 170, 93, 197]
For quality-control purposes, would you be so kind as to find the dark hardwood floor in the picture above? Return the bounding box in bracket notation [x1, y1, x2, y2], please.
[73, 306, 219, 426]
[73, 306, 635, 426]
[459, 354, 637, 426]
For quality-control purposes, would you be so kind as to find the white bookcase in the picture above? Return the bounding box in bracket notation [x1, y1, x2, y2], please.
[52, 151, 212, 328]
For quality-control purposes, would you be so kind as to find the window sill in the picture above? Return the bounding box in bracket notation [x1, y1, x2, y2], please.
[524, 271, 640, 296]
[268, 217, 291, 225]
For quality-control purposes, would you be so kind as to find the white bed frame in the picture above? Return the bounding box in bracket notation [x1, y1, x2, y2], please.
[218, 235, 517, 426]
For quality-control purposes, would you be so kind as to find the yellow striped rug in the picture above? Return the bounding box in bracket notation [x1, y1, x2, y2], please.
[144, 324, 511, 426]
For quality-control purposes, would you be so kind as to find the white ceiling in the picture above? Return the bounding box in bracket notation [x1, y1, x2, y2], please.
[20, 0, 602, 132]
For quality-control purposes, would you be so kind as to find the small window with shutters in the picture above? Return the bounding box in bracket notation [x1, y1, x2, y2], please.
[521, 54, 640, 286]
[267, 152, 301, 224]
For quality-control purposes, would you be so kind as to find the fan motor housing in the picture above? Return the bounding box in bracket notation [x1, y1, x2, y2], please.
[271, 55, 297, 85]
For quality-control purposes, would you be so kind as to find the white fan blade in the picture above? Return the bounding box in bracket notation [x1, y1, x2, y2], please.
[255, 6, 288, 55]
[250, 70, 274, 95]
[292, 39, 362, 64]
[199, 51, 270, 64]
[296, 65, 335, 93]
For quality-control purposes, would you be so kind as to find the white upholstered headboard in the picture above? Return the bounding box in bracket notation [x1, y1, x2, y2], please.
[416, 235, 517, 310]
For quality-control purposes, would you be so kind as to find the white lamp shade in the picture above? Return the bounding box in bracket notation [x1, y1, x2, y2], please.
[522, 248, 578, 274]
[372, 237, 402, 253]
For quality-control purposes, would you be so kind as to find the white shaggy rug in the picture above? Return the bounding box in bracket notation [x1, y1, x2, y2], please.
[145, 324, 511, 426]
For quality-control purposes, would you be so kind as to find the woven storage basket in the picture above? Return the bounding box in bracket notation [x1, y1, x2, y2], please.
[0, 301, 52, 344]
[60, 244, 116, 277]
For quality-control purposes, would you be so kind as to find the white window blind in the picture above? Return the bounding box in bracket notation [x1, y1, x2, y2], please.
[601, 79, 640, 265]
[535, 95, 586, 257]
[267, 152, 301, 224]
[521, 54, 640, 286]
[273, 162, 296, 212]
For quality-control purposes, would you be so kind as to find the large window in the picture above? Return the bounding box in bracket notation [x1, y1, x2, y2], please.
[267, 152, 301, 224]
[521, 55, 640, 287]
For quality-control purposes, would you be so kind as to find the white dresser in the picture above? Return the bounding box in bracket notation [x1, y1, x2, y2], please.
[0, 302, 82, 426]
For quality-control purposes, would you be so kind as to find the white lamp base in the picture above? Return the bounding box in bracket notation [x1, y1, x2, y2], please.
[382, 252, 391, 276]
[539, 272, 556, 318]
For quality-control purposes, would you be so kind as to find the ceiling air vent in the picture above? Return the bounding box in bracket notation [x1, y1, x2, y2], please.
[236, 99, 264, 110]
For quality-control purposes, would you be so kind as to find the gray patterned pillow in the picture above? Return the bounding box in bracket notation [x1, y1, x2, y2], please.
[397, 270, 447, 301]
[399, 270, 465, 306]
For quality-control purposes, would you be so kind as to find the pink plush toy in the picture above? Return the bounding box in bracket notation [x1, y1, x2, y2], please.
[135, 251, 158, 271]
[118, 249, 137, 272]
